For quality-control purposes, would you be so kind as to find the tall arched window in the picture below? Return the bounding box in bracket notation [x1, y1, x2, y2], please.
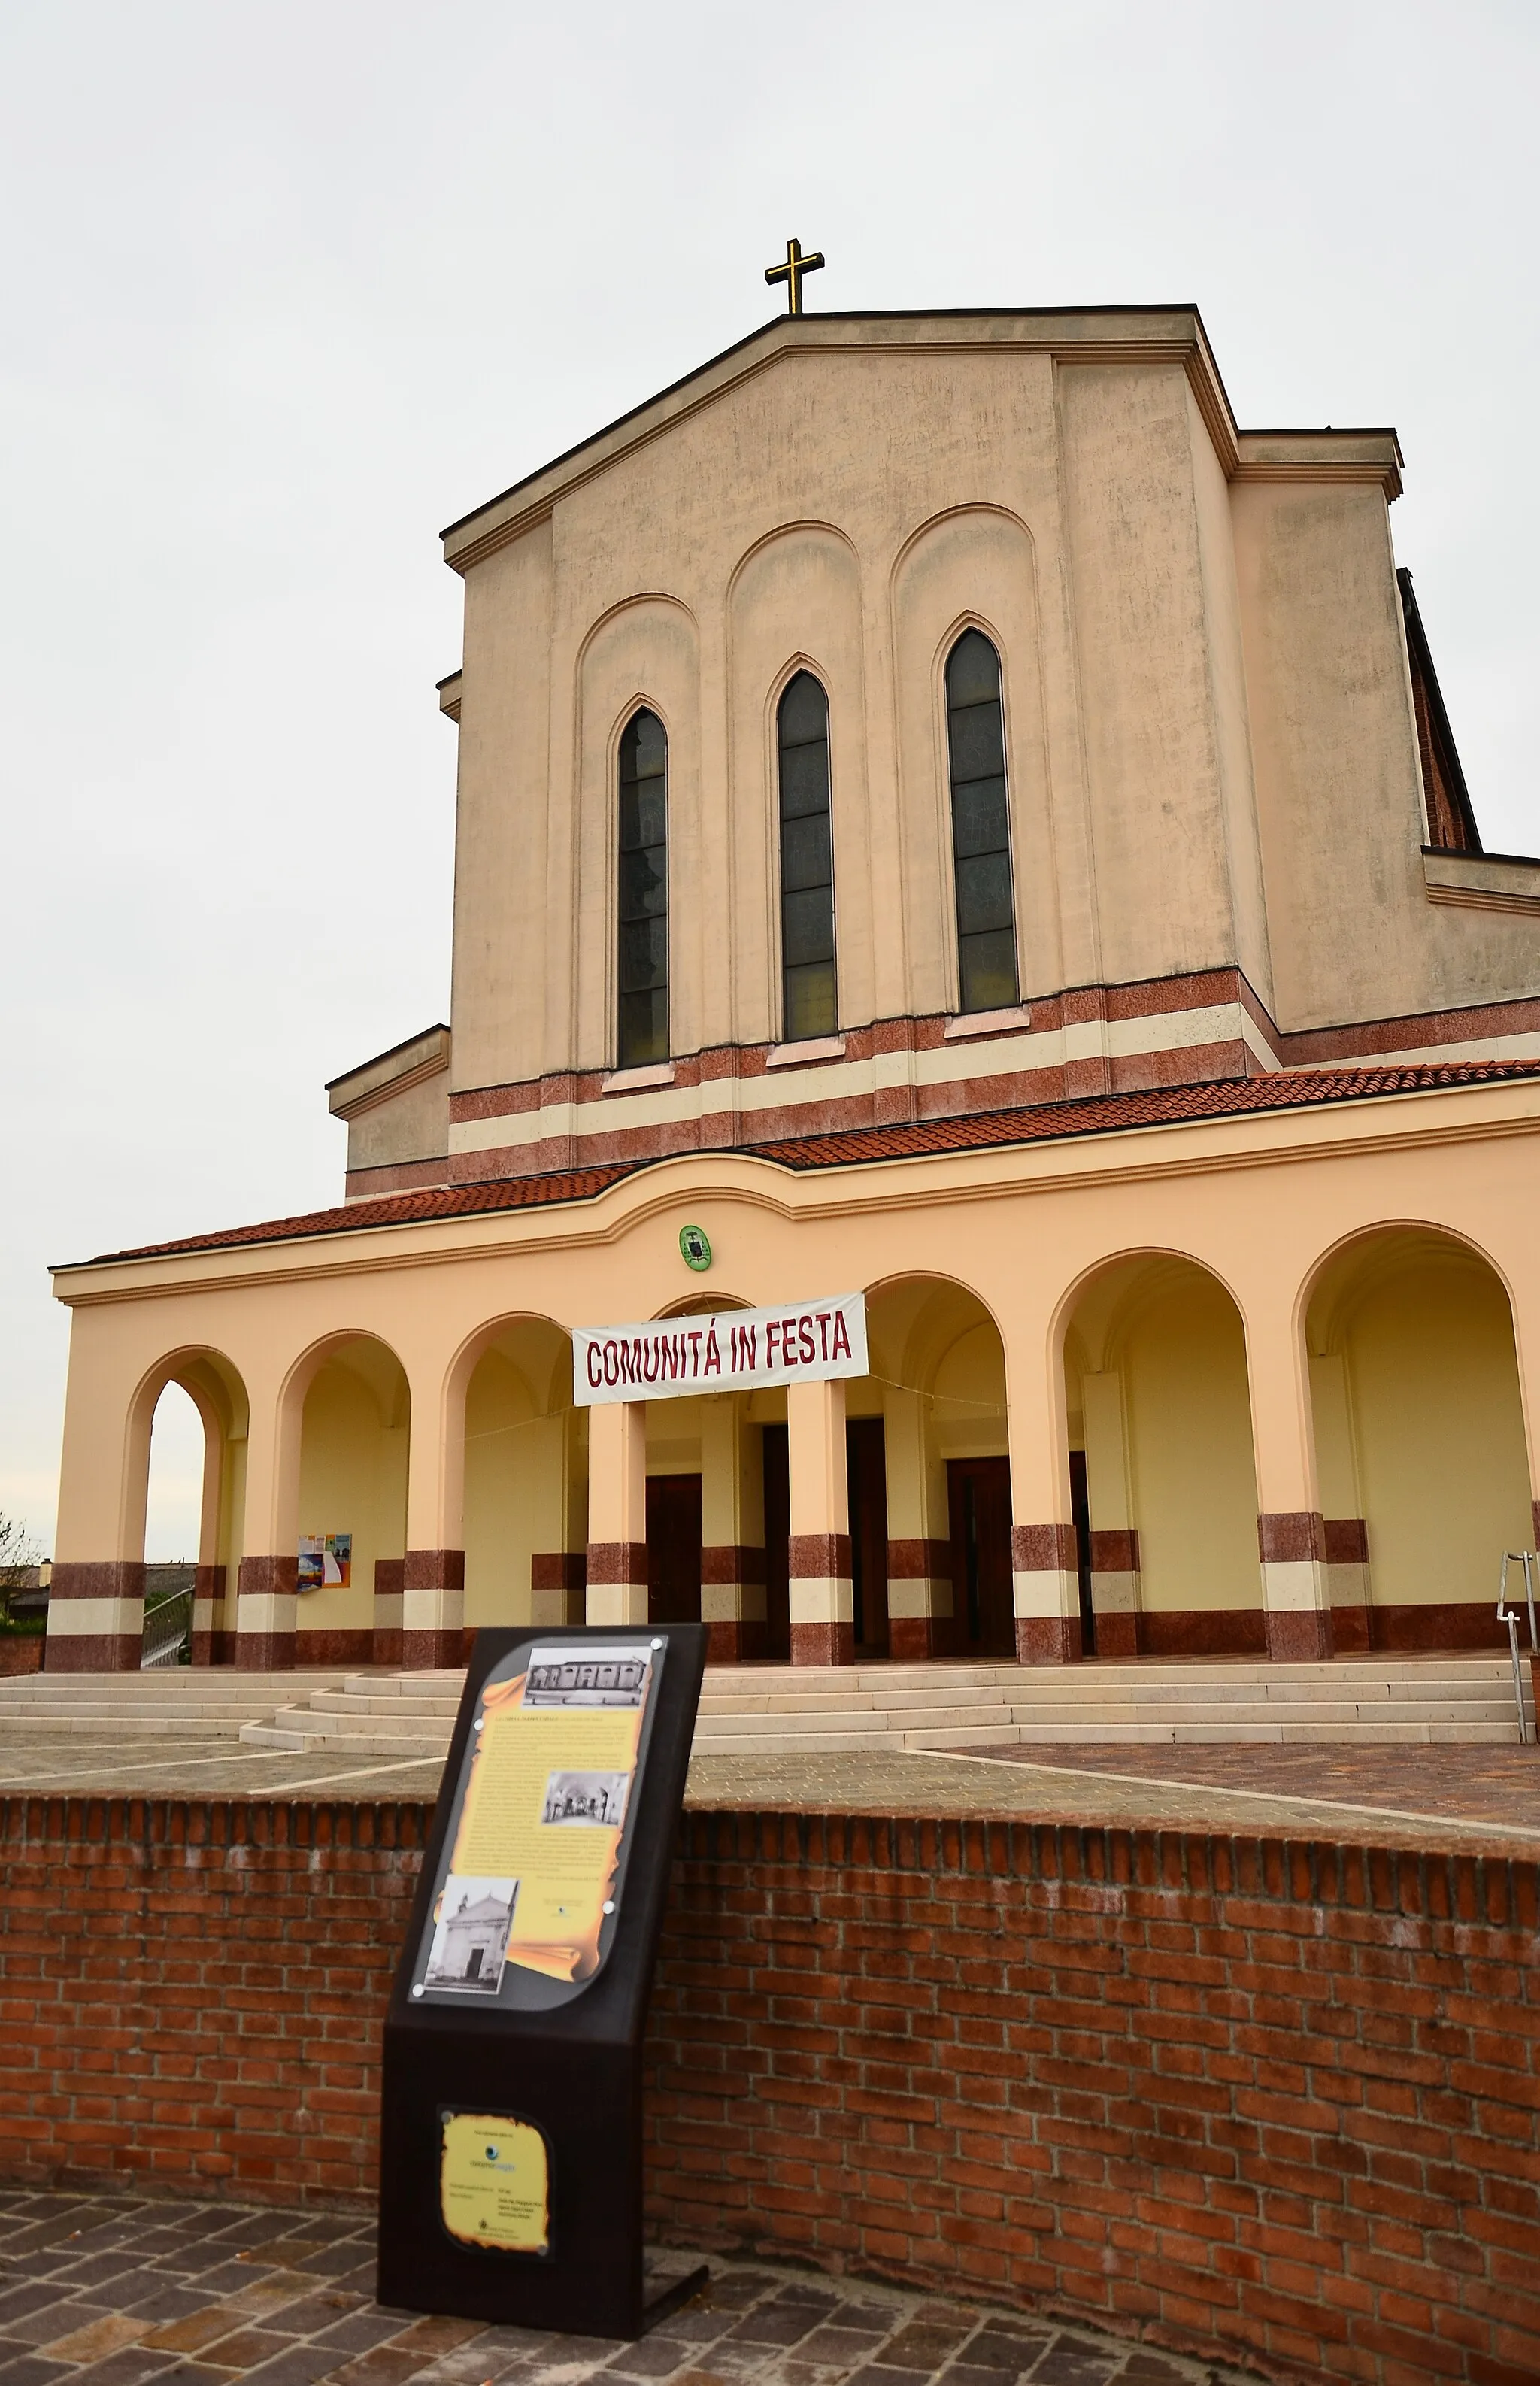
[776, 671, 837, 1040]
[945, 629, 1018, 1013]
[617, 708, 668, 1066]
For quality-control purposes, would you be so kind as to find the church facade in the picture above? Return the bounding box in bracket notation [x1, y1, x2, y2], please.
[47, 305, 1540, 1674]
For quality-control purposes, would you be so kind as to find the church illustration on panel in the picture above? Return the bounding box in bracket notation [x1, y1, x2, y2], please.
[48, 270, 1540, 1681]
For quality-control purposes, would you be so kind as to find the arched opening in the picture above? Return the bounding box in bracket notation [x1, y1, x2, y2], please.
[1062, 1254, 1263, 1657]
[461, 1318, 587, 1637]
[141, 1381, 202, 1666]
[293, 1335, 410, 1666]
[848, 1276, 1011, 1661]
[1305, 1228, 1533, 1651]
[634, 1294, 758, 1662]
[123, 1348, 250, 1668]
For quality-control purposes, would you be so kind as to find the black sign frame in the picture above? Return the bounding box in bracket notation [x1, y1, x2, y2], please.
[377, 1622, 708, 2339]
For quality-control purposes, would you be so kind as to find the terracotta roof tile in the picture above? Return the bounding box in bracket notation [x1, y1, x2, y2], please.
[81, 1060, 1540, 1266]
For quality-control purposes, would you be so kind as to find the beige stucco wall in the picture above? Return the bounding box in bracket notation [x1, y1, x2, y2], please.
[439, 315, 1526, 1105]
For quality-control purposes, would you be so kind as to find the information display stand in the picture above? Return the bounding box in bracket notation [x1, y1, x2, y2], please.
[377, 1624, 708, 2339]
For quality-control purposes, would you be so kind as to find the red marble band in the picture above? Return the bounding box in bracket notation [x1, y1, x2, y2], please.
[1323, 1518, 1369, 1566]
[1265, 1609, 1333, 1660]
[404, 1548, 465, 1593]
[585, 1541, 648, 1585]
[44, 1633, 141, 1673]
[238, 1554, 299, 1602]
[1088, 1528, 1140, 1573]
[1257, 1511, 1326, 1564]
[790, 1620, 854, 1667]
[887, 1538, 952, 1581]
[702, 1544, 768, 1584]
[48, 1561, 146, 1603]
[402, 1628, 465, 1669]
[788, 1533, 852, 1580]
[1016, 1616, 1082, 1665]
[531, 1551, 587, 1592]
[1011, 1523, 1078, 1572]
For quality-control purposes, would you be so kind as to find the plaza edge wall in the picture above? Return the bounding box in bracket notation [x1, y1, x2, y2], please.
[1, 1792, 1536, 2386]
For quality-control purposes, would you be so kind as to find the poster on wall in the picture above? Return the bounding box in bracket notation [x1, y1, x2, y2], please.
[297, 1533, 352, 1592]
[408, 1643, 657, 2009]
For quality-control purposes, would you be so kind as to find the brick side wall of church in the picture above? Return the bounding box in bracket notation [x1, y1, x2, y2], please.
[0, 1796, 1536, 2384]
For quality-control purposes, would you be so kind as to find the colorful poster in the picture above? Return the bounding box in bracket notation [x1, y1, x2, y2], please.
[297, 1533, 352, 1591]
[416, 1642, 657, 2000]
[439, 2112, 549, 2254]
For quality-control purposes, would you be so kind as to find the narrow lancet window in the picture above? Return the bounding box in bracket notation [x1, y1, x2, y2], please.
[617, 708, 668, 1066]
[945, 629, 1018, 1013]
[776, 671, 837, 1040]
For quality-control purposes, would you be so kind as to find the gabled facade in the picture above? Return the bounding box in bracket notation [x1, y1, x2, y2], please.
[46, 307, 1540, 1682]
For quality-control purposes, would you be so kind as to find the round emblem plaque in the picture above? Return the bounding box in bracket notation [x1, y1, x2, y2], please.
[679, 1224, 712, 1272]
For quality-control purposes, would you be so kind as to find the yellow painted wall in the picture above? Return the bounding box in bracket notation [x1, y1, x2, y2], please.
[296, 1354, 408, 1639]
[1335, 1254, 1531, 1608]
[1119, 1270, 1261, 1611]
[463, 1349, 578, 1628]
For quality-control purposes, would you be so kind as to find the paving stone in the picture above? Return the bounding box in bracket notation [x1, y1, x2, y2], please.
[231, 2351, 343, 2386]
[0, 2359, 75, 2386]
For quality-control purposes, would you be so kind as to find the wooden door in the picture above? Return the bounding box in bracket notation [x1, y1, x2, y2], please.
[761, 1424, 790, 1662]
[846, 1417, 890, 1655]
[947, 1456, 1014, 1657]
[646, 1473, 702, 1626]
[1068, 1449, 1097, 1657]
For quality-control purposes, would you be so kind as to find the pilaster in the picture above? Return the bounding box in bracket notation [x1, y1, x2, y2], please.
[787, 1378, 853, 1665]
[586, 1400, 649, 1627]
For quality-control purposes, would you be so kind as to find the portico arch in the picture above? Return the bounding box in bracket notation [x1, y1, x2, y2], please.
[1060, 1251, 1263, 1657]
[1302, 1225, 1532, 1650]
[277, 1332, 411, 1667]
[452, 1315, 585, 1639]
[122, 1347, 250, 1669]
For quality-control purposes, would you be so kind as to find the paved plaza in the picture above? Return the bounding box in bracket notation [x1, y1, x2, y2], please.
[0, 2192, 1267, 2386]
[0, 1730, 1536, 1858]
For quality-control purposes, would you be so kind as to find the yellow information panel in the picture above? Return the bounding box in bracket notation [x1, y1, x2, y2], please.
[420, 1644, 655, 1999]
[439, 2112, 550, 2255]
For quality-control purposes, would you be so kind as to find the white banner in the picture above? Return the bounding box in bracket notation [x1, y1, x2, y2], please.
[573, 1293, 868, 1407]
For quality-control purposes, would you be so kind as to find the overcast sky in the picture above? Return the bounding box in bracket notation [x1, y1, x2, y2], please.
[2, 0, 1536, 1560]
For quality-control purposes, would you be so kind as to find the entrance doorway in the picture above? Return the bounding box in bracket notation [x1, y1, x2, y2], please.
[847, 1418, 890, 1655]
[1068, 1450, 1097, 1657]
[761, 1425, 790, 1661]
[947, 1457, 1014, 1656]
[646, 1473, 702, 1625]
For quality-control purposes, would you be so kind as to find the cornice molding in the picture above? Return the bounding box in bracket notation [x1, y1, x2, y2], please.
[51, 1077, 1540, 1308]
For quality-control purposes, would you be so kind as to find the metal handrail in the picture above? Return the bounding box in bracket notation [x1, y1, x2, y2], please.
[141, 1587, 192, 1669]
[1496, 1551, 1538, 1745]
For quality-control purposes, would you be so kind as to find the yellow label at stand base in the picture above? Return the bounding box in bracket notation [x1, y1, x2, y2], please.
[440, 2112, 549, 2254]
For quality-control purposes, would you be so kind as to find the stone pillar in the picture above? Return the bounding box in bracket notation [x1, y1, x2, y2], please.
[586, 1400, 649, 1627]
[402, 1549, 465, 1669]
[234, 1375, 302, 1670]
[701, 1396, 765, 1662]
[46, 1562, 144, 1674]
[884, 1385, 950, 1658]
[47, 1332, 151, 1673]
[1081, 1370, 1140, 1657]
[372, 1557, 405, 1666]
[787, 1377, 853, 1665]
[1003, 1311, 1081, 1664]
[1246, 1300, 1332, 1661]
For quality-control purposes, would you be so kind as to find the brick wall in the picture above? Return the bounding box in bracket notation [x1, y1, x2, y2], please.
[0, 1794, 1536, 2386]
